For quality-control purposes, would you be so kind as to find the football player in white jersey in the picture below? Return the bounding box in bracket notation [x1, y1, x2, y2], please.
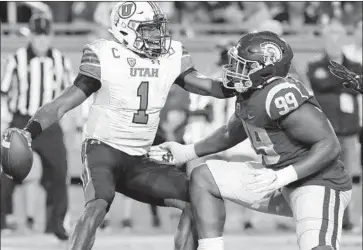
[2, 2, 237, 250]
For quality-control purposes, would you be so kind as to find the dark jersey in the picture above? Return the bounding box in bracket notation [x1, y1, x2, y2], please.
[235, 76, 352, 191]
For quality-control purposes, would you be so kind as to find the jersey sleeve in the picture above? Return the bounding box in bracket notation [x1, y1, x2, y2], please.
[180, 44, 195, 75]
[79, 42, 101, 81]
[266, 79, 312, 121]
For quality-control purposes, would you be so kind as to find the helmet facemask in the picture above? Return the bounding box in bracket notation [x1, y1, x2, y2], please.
[129, 14, 171, 58]
[222, 47, 262, 93]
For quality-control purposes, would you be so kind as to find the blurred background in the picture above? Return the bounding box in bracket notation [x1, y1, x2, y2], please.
[0, 1, 362, 249]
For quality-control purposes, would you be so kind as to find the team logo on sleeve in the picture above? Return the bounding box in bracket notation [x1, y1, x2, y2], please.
[119, 2, 136, 19]
[127, 58, 136, 67]
[260, 42, 282, 65]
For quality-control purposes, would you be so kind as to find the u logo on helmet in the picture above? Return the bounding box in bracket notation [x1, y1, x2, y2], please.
[260, 42, 282, 65]
[119, 2, 136, 19]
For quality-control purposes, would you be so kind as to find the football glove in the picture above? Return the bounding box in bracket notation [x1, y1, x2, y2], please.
[246, 166, 298, 194]
[329, 60, 362, 94]
[2, 128, 32, 147]
[147, 145, 174, 165]
[149, 142, 197, 166]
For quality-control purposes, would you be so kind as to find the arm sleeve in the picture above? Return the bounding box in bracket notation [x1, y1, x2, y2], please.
[266, 80, 312, 121]
[1, 55, 17, 94]
[79, 44, 101, 81]
[74, 73, 101, 98]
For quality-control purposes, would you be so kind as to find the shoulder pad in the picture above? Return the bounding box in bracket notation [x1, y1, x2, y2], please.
[177, 41, 194, 75]
[181, 44, 190, 57]
[266, 79, 312, 120]
[87, 38, 107, 49]
[82, 39, 107, 60]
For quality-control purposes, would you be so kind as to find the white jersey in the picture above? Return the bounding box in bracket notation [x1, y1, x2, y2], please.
[79, 39, 194, 155]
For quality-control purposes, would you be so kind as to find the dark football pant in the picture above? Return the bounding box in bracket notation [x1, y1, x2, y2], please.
[0, 113, 68, 232]
[81, 139, 189, 212]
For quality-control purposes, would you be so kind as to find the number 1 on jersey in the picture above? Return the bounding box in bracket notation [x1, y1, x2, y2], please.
[133, 81, 149, 124]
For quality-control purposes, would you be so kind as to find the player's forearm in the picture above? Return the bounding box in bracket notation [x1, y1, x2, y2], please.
[186, 79, 232, 99]
[208, 78, 236, 99]
[194, 125, 239, 157]
[274, 138, 340, 188]
[292, 137, 340, 180]
[179, 71, 236, 99]
[24, 100, 66, 139]
[23, 85, 89, 140]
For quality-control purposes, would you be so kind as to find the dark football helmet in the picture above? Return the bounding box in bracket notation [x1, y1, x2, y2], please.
[222, 31, 293, 92]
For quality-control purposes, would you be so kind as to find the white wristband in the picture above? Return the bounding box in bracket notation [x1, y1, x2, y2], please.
[184, 144, 198, 161]
[276, 165, 298, 188]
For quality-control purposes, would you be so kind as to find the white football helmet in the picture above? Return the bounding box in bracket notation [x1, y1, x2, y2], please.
[109, 1, 171, 58]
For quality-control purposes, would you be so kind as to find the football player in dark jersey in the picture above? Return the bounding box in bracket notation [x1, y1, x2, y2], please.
[329, 60, 362, 94]
[159, 32, 352, 250]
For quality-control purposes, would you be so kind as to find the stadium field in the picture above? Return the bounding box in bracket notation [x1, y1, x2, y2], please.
[1, 233, 362, 250]
[4, 178, 362, 250]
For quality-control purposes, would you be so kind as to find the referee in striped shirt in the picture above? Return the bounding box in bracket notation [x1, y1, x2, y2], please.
[1, 14, 70, 240]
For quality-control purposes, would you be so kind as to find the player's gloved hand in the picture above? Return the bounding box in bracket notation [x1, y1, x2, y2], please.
[157, 142, 198, 166]
[148, 145, 174, 165]
[329, 60, 362, 93]
[245, 168, 277, 194]
[2, 128, 32, 148]
[246, 166, 298, 194]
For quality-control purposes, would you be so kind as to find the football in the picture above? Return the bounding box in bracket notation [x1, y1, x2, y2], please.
[1, 129, 33, 181]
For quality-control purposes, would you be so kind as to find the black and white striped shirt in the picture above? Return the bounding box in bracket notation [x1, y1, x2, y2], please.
[1, 45, 73, 116]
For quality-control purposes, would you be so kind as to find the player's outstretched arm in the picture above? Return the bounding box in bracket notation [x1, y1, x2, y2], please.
[194, 113, 247, 156]
[22, 73, 100, 141]
[157, 114, 247, 165]
[175, 68, 236, 99]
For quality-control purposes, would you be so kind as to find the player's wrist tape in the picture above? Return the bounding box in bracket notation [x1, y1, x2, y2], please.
[276, 165, 298, 187]
[24, 120, 42, 140]
[184, 144, 198, 161]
